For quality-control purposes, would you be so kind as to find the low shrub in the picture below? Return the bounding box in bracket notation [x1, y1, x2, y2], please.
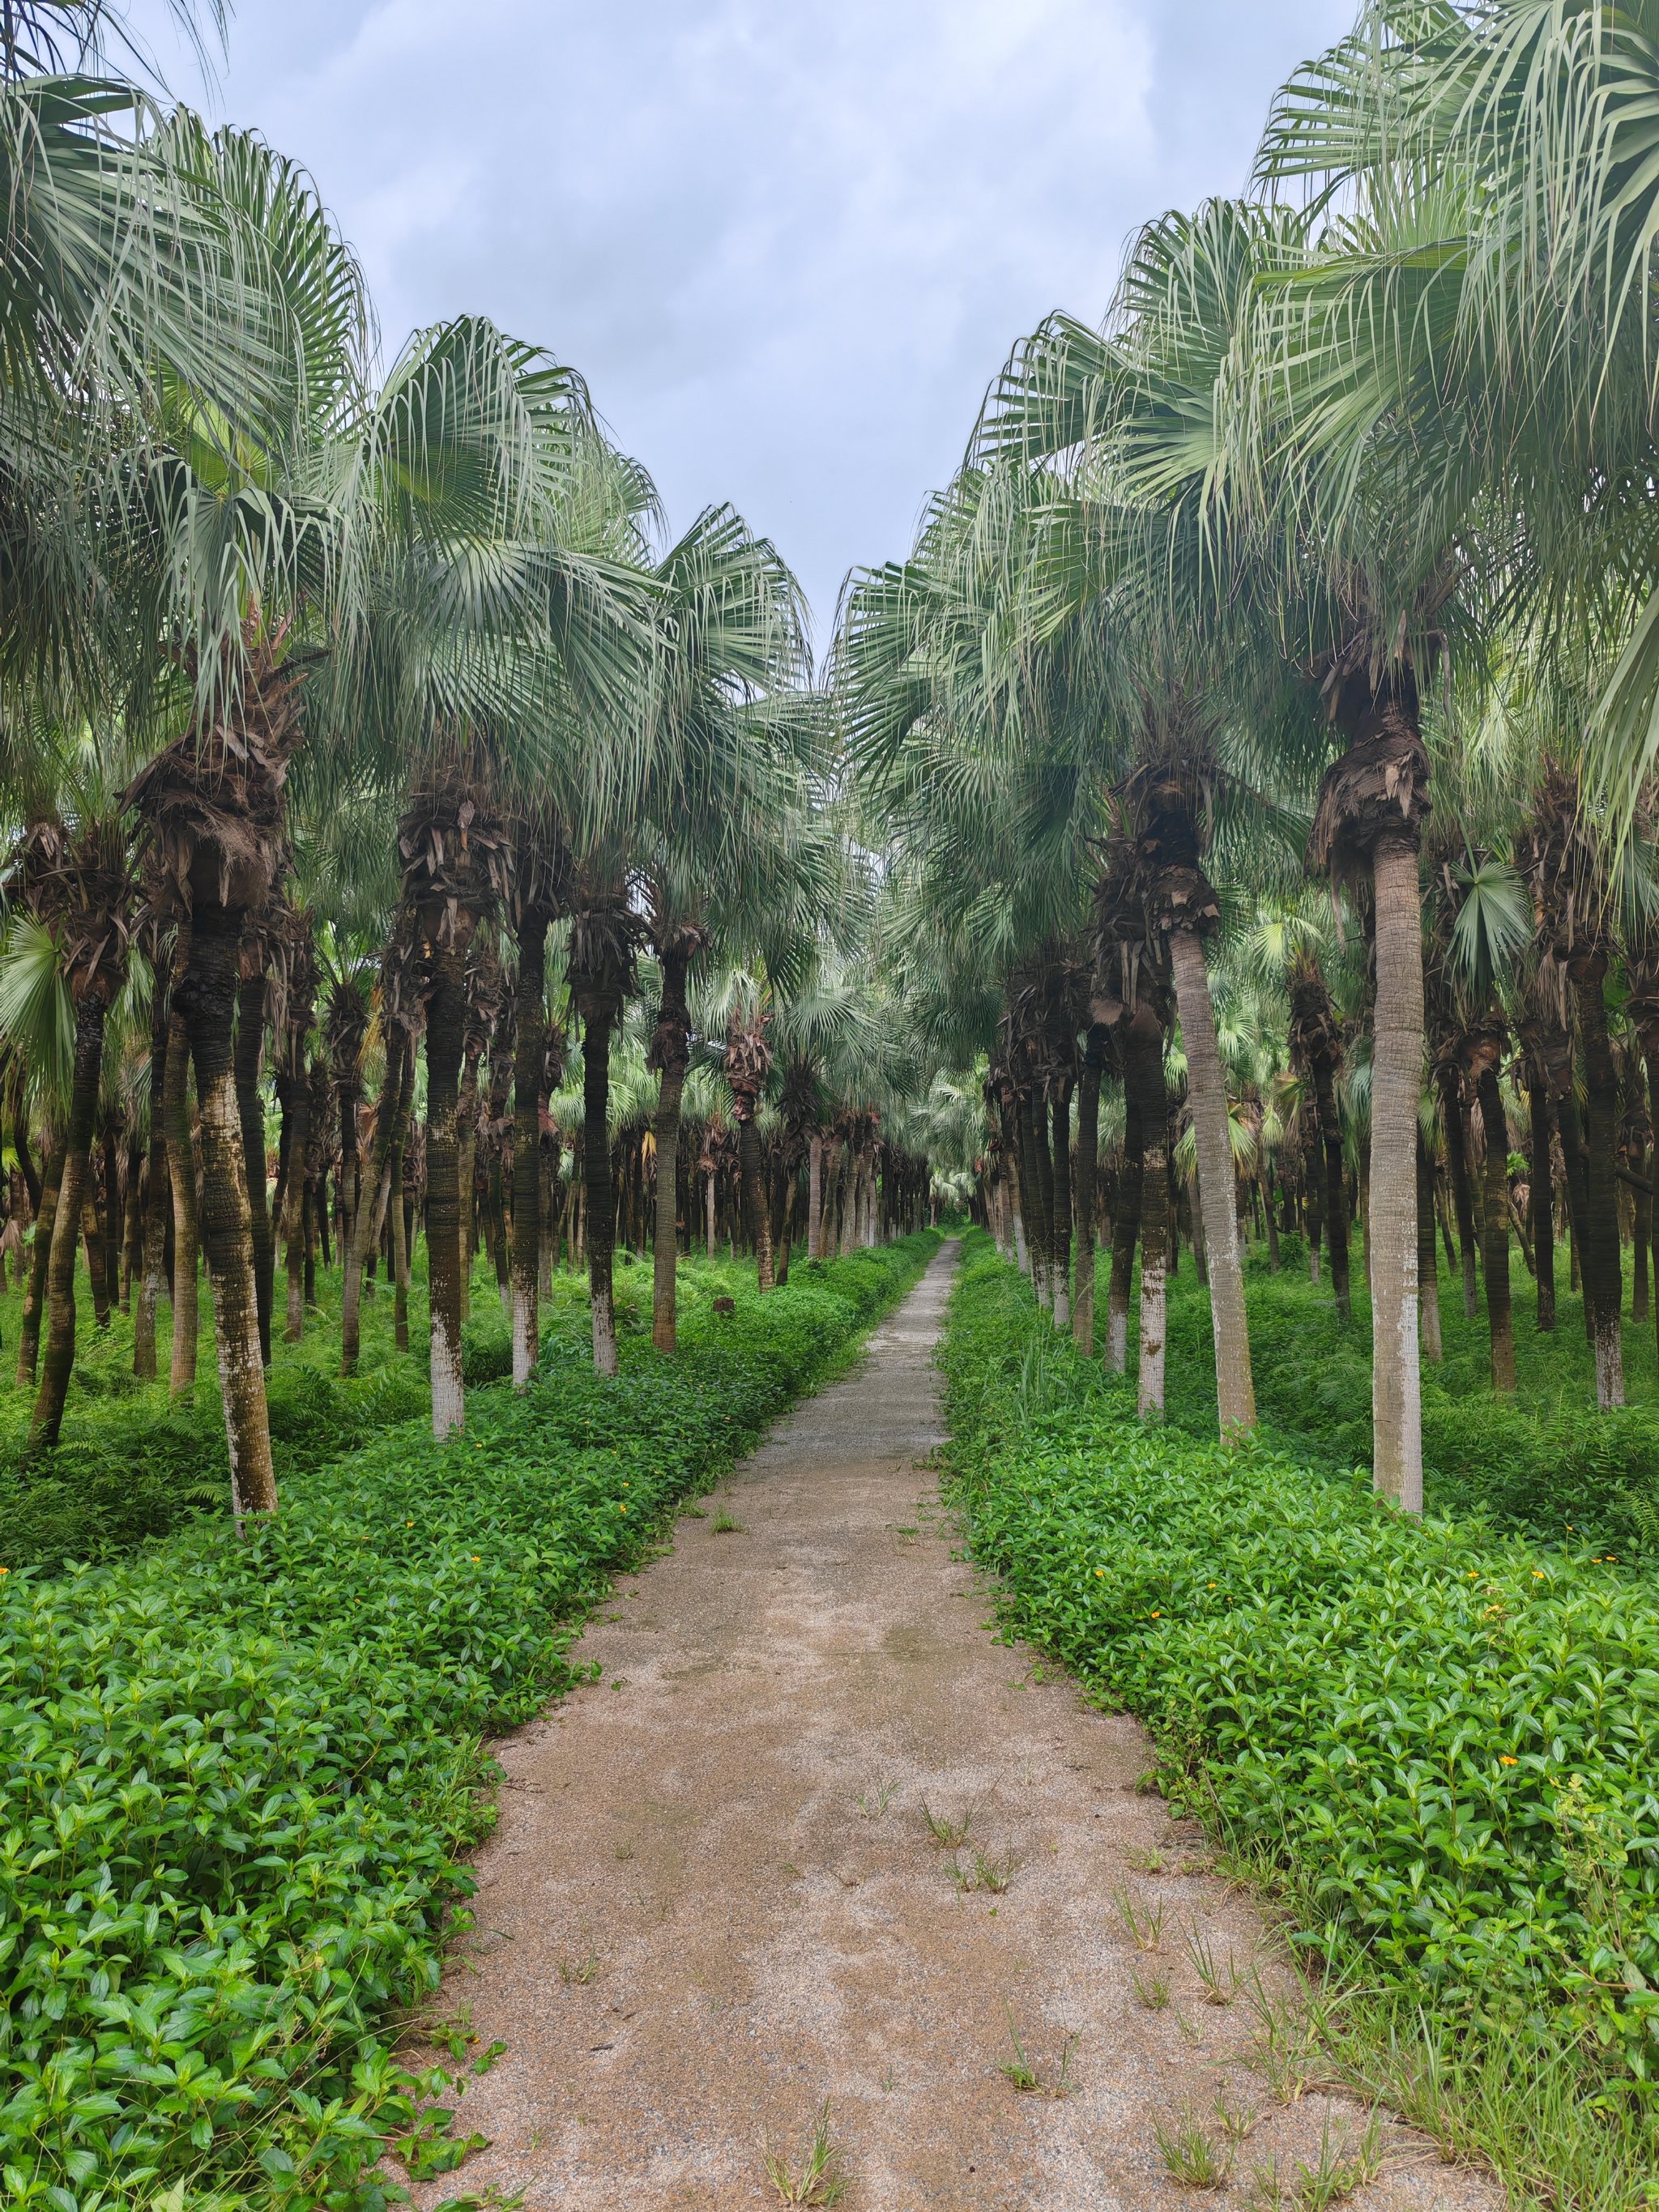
[943, 1234, 1659, 2204]
[0, 1232, 938, 2210]
[1158, 1255, 1659, 1557]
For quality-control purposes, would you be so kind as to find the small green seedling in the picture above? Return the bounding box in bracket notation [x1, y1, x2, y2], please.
[1154, 2113, 1232, 2190]
[1292, 2112, 1383, 2210]
[763, 2099, 847, 2206]
[1186, 1925, 1240, 2005]
[856, 1779, 898, 1818]
[557, 1951, 600, 1987]
[1126, 1848, 1166, 1874]
[1130, 1966, 1171, 2010]
[953, 1845, 1017, 1894]
[1112, 1884, 1166, 1951]
[710, 1511, 746, 1534]
[998, 2005, 1077, 2096]
[1214, 2086, 1259, 2142]
[922, 1798, 975, 1848]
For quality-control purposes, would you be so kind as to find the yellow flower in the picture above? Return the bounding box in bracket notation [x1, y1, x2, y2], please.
[1094, 1567, 1105, 1578]
[1500, 1755, 1518, 1767]
[1149, 1610, 1162, 1618]
[471, 1554, 481, 1562]
[1532, 1571, 1546, 1579]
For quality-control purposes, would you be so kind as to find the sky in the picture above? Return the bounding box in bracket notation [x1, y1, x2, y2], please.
[131, 0, 1357, 645]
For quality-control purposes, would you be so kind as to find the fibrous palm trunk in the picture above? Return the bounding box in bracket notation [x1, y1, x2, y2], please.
[173, 901, 277, 1515]
[280, 1040, 311, 1345]
[457, 1043, 480, 1324]
[1072, 1055, 1100, 1355]
[1370, 834, 1426, 1511]
[1527, 1057, 1556, 1332]
[343, 1025, 403, 1375]
[1476, 1062, 1516, 1394]
[1311, 1054, 1350, 1319]
[583, 992, 620, 1375]
[1119, 1008, 1169, 1417]
[424, 943, 467, 1434]
[807, 1131, 823, 1260]
[1050, 1080, 1073, 1330]
[1166, 925, 1255, 1437]
[1645, 1045, 1659, 1367]
[739, 1115, 774, 1289]
[511, 910, 551, 1386]
[31, 990, 109, 1450]
[134, 970, 170, 1382]
[235, 966, 273, 1366]
[1106, 1089, 1142, 1373]
[164, 1002, 198, 1396]
[650, 944, 693, 1353]
[1417, 1127, 1442, 1363]
[16, 1134, 62, 1388]
[1575, 958, 1625, 1407]
[1436, 1063, 1480, 1321]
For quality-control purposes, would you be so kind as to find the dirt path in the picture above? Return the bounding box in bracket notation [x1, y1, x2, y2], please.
[415, 1243, 1498, 2210]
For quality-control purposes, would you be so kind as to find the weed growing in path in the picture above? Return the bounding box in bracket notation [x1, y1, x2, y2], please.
[710, 1510, 746, 1533]
[922, 1798, 975, 1848]
[1154, 2112, 1232, 2189]
[764, 2101, 847, 2206]
[998, 2006, 1077, 2096]
[1112, 1884, 1166, 1951]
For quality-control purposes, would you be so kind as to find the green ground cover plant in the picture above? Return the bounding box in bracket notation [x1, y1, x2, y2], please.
[1158, 1249, 1659, 1560]
[1, 1232, 937, 2211]
[942, 1234, 1659, 2208]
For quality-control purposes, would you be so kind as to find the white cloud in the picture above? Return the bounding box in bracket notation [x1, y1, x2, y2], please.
[134, 0, 1355, 636]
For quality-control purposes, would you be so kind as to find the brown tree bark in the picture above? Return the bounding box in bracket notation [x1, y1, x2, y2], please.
[582, 991, 621, 1374]
[279, 1034, 311, 1346]
[174, 901, 277, 1515]
[134, 963, 171, 1383]
[650, 941, 693, 1353]
[1436, 1063, 1480, 1320]
[424, 943, 467, 1434]
[1072, 1051, 1101, 1355]
[1417, 1127, 1443, 1363]
[1476, 1060, 1516, 1394]
[235, 965, 274, 1365]
[164, 1000, 198, 1396]
[511, 911, 552, 1386]
[738, 1113, 774, 1290]
[1575, 956, 1625, 1407]
[1106, 1087, 1142, 1374]
[1050, 1078, 1073, 1331]
[1370, 833, 1426, 1510]
[1527, 1055, 1557, 1332]
[16, 1133, 62, 1388]
[1119, 1005, 1169, 1417]
[30, 991, 109, 1449]
[1167, 924, 1255, 1437]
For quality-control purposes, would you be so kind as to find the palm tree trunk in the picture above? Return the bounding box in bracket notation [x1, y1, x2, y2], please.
[1370, 834, 1426, 1511]
[174, 902, 277, 1516]
[280, 1042, 310, 1345]
[17, 1132, 62, 1388]
[1575, 960, 1625, 1407]
[1436, 1066, 1480, 1321]
[235, 968, 274, 1365]
[1050, 1080, 1073, 1330]
[1418, 1127, 1443, 1363]
[343, 1026, 403, 1375]
[583, 994, 620, 1375]
[650, 944, 692, 1353]
[1312, 1054, 1350, 1318]
[424, 943, 467, 1435]
[1645, 1047, 1659, 1369]
[1030, 1097, 1057, 1311]
[1119, 1008, 1168, 1417]
[807, 1131, 825, 1260]
[1106, 1089, 1142, 1373]
[511, 912, 550, 1387]
[1528, 1059, 1556, 1332]
[1477, 1063, 1516, 1394]
[100, 1125, 120, 1323]
[739, 1113, 774, 1290]
[134, 968, 171, 1382]
[1303, 1106, 1324, 1282]
[1072, 1055, 1100, 1354]
[457, 1046, 480, 1324]
[164, 1003, 198, 1396]
[30, 992, 108, 1450]
[1167, 925, 1255, 1437]
[121, 1130, 143, 1310]
[81, 1184, 109, 1330]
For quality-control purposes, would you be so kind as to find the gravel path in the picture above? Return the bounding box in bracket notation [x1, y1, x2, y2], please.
[410, 1242, 1499, 2210]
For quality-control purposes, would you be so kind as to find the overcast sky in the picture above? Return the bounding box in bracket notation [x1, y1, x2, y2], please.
[134, 0, 1355, 644]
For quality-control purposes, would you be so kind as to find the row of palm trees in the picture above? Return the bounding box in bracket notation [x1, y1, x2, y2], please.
[837, 0, 1659, 1507]
[0, 5, 947, 1518]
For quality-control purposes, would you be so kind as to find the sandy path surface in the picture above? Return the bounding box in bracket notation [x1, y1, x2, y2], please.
[412, 1243, 1498, 2211]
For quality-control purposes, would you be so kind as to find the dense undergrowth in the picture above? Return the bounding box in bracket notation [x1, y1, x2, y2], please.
[0, 1247, 757, 1574]
[943, 1234, 1659, 2210]
[1, 1232, 938, 2210]
[1158, 1240, 1659, 1559]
